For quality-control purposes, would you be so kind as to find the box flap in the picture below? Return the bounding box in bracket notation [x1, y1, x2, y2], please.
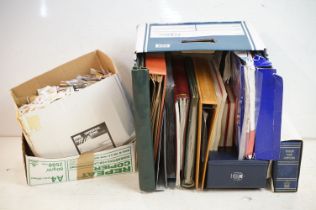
[136, 21, 265, 53]
[11, 50, 116, 107]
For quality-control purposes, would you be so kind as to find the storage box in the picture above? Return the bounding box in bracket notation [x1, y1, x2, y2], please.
[206, 150, 269, 189]
[133, 21, 277, 191]
[11, 50, 135, 158]
[22, 135, 136, 186]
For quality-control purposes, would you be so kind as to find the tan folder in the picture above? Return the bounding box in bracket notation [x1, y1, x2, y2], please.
[193, 57, 218, 189]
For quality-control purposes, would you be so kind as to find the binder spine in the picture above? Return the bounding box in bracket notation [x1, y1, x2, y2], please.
[132, 67, 156, 191]
[272, 140, 303, 192]
[272, 75, 283, 159]
[254, 69, 282, 160]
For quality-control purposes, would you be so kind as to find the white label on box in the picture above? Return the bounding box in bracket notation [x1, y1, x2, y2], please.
[150, 23, 245, 38]
[26, 143, 135, 185]
[71, 122, 114, 154]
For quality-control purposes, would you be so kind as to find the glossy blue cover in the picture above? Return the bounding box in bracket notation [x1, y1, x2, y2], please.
[253, 55, 272, 68]
[254, 68, 283, 160]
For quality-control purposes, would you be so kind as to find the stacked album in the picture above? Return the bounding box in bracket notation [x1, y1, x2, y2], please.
[132, 21, 286, 191]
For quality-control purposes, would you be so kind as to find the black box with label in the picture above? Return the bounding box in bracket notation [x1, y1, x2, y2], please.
[206, 149, 269, 189]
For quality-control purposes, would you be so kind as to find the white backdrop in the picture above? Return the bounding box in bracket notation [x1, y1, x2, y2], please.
[0, 0, 315, 138]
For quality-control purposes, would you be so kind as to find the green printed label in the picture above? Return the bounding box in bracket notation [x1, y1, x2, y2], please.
[51, 175, 64, 183]
[46, 162, 64, 172]
[26, 143, 135, 185]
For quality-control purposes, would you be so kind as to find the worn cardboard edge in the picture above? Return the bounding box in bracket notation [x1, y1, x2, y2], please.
[11, 50, 117, 107]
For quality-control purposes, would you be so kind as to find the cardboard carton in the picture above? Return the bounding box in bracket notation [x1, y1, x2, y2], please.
[11, 50, 135, 158]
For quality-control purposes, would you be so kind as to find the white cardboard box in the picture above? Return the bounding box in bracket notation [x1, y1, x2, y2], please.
[11, 50, 135, 158]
